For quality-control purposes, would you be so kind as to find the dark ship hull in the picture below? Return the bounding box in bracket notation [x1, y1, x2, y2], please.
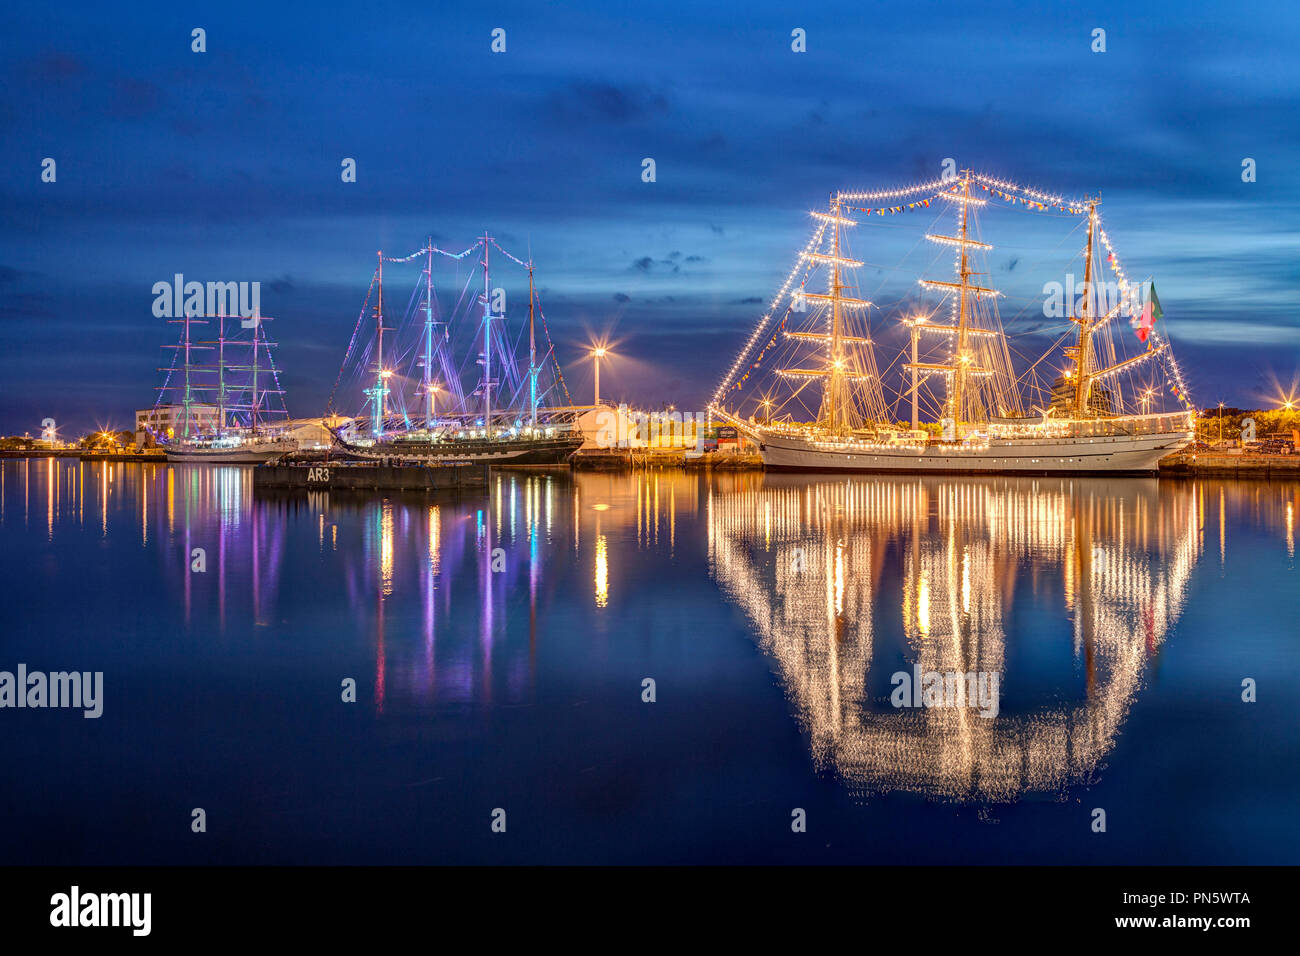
[332, 430, 582, 465]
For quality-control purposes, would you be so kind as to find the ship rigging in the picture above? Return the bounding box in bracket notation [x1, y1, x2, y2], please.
[712, 170, 1195, 473]
[327, 233, 582, 465]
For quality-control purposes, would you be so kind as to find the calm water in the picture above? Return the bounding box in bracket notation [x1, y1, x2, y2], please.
[1, 459, 1297, 864]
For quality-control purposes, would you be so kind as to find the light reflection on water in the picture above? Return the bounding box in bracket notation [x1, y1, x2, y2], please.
[3, 459, 1298, 815]
[708, 475, 1209, 802]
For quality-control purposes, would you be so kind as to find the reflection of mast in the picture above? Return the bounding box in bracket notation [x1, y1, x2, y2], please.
[709, 474, 1199, 802]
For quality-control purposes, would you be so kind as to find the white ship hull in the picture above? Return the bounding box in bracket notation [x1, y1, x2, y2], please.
[165, 440, 299, 464]
[755, 419, 1192, 474]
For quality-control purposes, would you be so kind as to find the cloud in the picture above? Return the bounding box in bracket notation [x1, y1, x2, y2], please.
[544, 80, 669, 124]
[0, 265, 38, 285]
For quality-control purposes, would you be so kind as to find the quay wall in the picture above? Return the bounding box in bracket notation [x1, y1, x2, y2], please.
[253, 462, 488, 491]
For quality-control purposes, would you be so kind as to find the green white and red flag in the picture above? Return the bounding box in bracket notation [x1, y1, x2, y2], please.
[1132, 282, 1162, 342]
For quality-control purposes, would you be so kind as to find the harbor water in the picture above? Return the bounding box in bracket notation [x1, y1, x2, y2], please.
[1, 459, 1296, 864]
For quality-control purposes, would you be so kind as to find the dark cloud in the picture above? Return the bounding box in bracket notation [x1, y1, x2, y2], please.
[544, 80, 669, 125]
[0, 265, 38, 285]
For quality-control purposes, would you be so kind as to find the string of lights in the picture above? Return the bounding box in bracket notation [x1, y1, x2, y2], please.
[710, 219, 828, 407]
[383, 241, 483, 264]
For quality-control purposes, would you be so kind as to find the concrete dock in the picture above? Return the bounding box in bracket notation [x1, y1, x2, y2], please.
[1158, 452, 1300, 478]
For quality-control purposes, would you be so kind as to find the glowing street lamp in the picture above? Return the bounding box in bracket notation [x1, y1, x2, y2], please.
[590, 346, 608, 407]
[428, 382, 443, 427]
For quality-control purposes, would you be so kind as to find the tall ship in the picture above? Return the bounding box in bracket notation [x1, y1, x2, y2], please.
[711, 171, 1195, 473]
[155, 312, 300, 463]
[327, 234, 583, 465]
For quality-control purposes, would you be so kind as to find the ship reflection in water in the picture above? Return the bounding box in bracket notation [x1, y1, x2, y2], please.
[4, 459, 1299, 863]
[708, 474, 1202, 803]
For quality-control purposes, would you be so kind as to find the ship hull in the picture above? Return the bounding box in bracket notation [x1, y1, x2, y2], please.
[757, 428, 1190, 474]
[334, 434, 583, 466]
[165, 442, 298, 464]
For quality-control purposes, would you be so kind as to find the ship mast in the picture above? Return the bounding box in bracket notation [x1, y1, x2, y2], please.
[953, 173, 973, 423]
[423, 238, 434, 430]
[1068, 200, 1099, 418]
[183, 311, 194, 438]
[916, 170, 998, 430]
[251, 316, 261, 435]
[363, 251, 390, 438]
[781, 196, 872, 433]
[828, 194, 846, 429]
[527, 259, 538, 427]
[480, 231, 494, 432]
[217, 317, 225, 438]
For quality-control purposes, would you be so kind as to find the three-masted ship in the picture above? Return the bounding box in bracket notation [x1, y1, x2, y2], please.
[157, 312, 299, 463]
[712, 171, 1195, 473]
[329, 234, 582, 465]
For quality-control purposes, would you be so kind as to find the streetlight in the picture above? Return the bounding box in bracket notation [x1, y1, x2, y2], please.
[428, 383, 442, 429]
[590, 346, 608, 407]
[1218, 400, 1225, 444]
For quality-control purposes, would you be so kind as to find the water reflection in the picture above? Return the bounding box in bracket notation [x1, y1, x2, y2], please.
[5, 458, 1297, 807]
[707, 474, 1215, 802]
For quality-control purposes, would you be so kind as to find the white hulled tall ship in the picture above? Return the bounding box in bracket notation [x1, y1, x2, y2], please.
[156, 312, 299, 463]
[328, 234, 583, 465]
[711, 171, 1195, 473]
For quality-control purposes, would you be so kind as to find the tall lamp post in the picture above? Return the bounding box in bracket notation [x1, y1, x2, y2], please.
[591, 347, 607, 407]
[1218, 400, 1225, 444]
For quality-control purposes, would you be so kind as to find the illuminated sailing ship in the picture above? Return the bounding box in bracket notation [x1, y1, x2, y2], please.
[156, 312, 298, 463]
[329, 235, 582, 465]
[711, 171, 1195, 473]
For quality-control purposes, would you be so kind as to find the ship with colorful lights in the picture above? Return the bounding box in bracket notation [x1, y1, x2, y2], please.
[155, 312, 300, 463]
[710, 170, 1195, 473]
[328, 234, 583, 465]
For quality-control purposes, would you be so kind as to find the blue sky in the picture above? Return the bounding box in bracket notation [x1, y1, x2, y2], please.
[2, 0, 1297, 432]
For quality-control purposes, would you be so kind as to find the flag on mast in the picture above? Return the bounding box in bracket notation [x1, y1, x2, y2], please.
[1133, 281, 1162, 342]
